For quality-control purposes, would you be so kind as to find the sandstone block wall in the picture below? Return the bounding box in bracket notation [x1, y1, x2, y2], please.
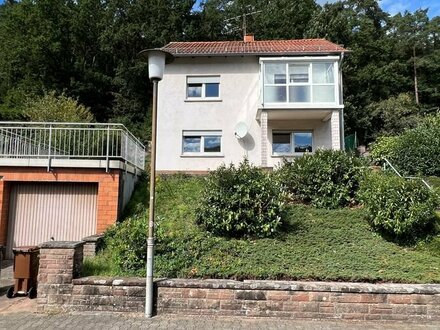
[36, 244, 440, 320]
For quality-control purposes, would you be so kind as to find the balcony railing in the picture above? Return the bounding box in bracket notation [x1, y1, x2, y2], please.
[0, 122, 146, 171]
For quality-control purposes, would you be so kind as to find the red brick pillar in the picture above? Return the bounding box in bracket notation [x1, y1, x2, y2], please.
[37, 241, 85, 312]
[0, 182, 10, 246]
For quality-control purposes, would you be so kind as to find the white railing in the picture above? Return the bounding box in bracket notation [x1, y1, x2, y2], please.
[382, 158, 432, 190]
[0, 122, 146, 171]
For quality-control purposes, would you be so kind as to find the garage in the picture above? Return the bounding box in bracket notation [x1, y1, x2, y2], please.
[5, 182, 98, 259]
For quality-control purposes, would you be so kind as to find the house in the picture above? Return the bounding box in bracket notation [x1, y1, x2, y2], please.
[156, 35, 347, 173]
[0, 122, 145, 259]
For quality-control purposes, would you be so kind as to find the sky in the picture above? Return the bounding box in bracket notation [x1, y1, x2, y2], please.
[193, 0, 440, 18]
[318, 0, 440, 17]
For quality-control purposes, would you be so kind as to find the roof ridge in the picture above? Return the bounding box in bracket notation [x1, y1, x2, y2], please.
[161, 39, 347, 56]
[165, 38, 334, 44]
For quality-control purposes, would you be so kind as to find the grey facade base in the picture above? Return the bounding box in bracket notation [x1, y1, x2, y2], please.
[37, 242, 440, 320]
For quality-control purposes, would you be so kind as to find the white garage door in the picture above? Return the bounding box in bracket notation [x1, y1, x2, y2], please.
[6, 183, 98, 259]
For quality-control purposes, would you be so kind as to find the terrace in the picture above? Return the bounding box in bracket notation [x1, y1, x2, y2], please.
[0, 122, 146, 173]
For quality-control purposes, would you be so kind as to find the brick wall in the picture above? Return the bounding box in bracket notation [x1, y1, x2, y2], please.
[0, 167, 120, 246]
[36, 244, 440, 320]
[82, 234, 104, 258]
[37, 241, 84, 312]
[42, 277, 440, 320]
[0, 181, 10, 245]
[260, 111, 268, 167]
[330, 110, 341, 150]
[156, 280, 440, 320]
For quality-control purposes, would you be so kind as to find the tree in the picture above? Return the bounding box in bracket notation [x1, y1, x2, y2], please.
[25, 91, 95, 123]
[305, 1, 440, 143]
[367, 93, 421, 137]
[194, 0, 317, 41]
[0, 0, 196, 142]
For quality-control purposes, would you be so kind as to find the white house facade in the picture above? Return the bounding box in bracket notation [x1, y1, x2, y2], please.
[157, 37, 347, 173]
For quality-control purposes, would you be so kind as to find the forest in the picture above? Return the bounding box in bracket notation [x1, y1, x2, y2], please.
[0, 0, 439, 144]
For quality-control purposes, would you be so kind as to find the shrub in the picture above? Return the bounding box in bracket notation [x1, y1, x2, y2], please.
[367, 93, 421, 138]
[369, 135, 400, 164]
[195, 159, 286, 238]
[359, 172, 439, 240]
[370, 114, 440, 176]
[103, 214, 147, 275]
[391, 115, 440, 177]
[102, 174, 202, 276]
[277, 150, 367, 209]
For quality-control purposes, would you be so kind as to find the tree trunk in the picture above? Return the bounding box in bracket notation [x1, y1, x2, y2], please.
[413, 45, 419, 105]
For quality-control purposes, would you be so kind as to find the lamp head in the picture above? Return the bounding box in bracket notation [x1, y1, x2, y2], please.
[139, 49, 174, 81]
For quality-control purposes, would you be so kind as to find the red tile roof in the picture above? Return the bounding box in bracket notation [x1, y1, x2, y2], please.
[161, 39, 347, 57]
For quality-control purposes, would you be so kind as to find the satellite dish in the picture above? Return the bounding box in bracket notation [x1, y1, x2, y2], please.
[234, 122, 248, 139]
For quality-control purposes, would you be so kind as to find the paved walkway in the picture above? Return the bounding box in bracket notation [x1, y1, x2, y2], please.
[0, 259, 13, 307]
[0, 259, 13, 293]
[0, 312, 440, 330]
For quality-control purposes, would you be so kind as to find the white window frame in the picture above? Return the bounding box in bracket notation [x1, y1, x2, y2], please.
[186, 76, 221, 100]
[260, 57, 340, 108]
[272, 130, 314, 156]
[181, 130, 223, 157]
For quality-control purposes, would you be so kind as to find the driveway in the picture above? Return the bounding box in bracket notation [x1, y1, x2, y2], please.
[1, 259, 38, 315]
[0, 259, 13, 292]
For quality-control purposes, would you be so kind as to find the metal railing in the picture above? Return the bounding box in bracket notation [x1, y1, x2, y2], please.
[0, 122, 146, 171]
[382, 158, 432, 190]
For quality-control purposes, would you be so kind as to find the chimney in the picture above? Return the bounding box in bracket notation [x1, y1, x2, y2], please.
[244, 34, 255, 42]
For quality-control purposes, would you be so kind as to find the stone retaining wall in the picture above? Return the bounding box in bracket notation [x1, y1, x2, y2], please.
[82, 234, 104, 258]
[37, 242, 440, 320]
[156, 279, 440, 320]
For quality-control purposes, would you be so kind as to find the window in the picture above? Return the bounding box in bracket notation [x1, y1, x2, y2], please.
[182, 131, 222, 155]
[312, 63, 334, 102]
[272, 131, 313, 155]
[186, 76, 220, 99]
[263, 62, 336, 104]
[263, 63, 286, 102]
[289, 65, 309, 83]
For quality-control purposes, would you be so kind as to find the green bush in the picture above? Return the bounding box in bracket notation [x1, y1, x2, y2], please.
[277, 150, 367, 209]
[195, 159, 286, 238]
[370, 114, 440, 176]
[359, 172, 439, 239]
[103, 214, 147, 275]
[369, 135, 400, 163]
[101, 174, 204, 276]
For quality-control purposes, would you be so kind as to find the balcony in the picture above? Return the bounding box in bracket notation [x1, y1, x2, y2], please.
[259, 58, 343, 120]
[0, 122, 146, 172]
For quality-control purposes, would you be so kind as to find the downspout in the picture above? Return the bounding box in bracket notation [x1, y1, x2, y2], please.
[338, 52, 345, 150]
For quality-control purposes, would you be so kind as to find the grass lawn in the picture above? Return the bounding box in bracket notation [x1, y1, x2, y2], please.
[85, 175, 440, 283]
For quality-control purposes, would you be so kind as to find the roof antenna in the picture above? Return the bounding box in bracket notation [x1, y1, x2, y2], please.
[224, 5, 262, 41]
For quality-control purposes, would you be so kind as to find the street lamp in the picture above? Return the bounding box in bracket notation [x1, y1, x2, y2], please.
[139, 48, 174, 318]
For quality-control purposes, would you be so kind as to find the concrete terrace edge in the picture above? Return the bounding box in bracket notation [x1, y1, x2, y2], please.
[72, 277, 440, 295]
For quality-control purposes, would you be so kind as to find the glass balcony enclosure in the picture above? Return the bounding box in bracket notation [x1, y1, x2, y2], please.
[261, 58, 339, 107]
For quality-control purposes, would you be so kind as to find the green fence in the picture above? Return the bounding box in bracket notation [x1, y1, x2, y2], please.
[344, 133, 358, 151]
